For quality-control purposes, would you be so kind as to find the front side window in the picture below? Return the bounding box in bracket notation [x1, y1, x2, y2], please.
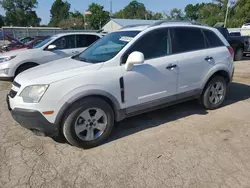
[171, 27, 206, 54]
[76, 35, 100, 48]
[51, 35, 76, 50]
[203, 29, 224, 48]
[73, 31, 140, 63]
[124, 29, 171, 61]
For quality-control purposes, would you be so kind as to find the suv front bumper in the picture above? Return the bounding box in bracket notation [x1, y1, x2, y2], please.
[7, 95, 59, 137]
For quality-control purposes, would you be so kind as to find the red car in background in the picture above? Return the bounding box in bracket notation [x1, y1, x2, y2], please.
[1, 34, 49, 52]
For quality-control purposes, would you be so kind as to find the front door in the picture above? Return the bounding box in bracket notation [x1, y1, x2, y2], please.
[41, 35, 77, 63]
[122, 28, 178, 112]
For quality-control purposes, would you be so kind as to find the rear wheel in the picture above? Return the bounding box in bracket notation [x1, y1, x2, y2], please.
[234, 48, 243, 61]
[62, 97, 114, 149]
[202, 76, 227, 110]
[15, 63, 38, 77]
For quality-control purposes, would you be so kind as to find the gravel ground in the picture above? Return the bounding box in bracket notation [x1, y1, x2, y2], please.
[1, 61, 250, 188]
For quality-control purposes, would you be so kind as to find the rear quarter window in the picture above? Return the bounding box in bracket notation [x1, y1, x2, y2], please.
[203, 29, 224, 48]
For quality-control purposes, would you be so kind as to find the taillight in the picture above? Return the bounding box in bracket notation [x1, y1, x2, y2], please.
[227, 46, 234, 57]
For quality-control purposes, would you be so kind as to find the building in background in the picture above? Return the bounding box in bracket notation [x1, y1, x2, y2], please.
[102, 19, 158, 33]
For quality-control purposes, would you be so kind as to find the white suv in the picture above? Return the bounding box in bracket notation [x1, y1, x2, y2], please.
[0, 32, 102, 80]
[7, 21, 234, 148]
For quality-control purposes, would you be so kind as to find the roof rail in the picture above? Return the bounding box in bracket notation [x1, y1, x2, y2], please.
[150, 20, 209, 27]
[121, 24, 151, 29]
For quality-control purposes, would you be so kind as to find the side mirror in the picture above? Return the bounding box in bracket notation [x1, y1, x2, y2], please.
[125, 51, 145, 71]
[47, 44, 57, 50]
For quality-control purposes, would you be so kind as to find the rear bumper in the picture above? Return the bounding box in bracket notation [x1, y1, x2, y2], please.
[10, 107, 59, 137]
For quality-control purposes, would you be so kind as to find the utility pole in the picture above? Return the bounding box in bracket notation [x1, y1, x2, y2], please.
[109, 0, 113, 18]
[224, 4, 229, 28]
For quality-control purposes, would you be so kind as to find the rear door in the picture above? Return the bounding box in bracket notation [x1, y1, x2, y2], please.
[75, 34, 100, 54]
[171, 27, 208, 95]
[50, 34, 76, 56]
[202, 28, 230, 76]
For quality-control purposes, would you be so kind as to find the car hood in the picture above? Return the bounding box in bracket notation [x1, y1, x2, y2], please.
[0, 48, 38, 57]
[15, 57, 102, 85]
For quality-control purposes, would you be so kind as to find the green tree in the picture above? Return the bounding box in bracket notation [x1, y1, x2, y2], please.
[165, 8, 184, 20]
[0, 15, 5, 27]
[49, 0, 71, 27]
[152, 12, 163, 20]
[86, 3, 109, 30]
[185, 4, 200, 20]
[58, 17, 85, 29]
[70, 11, 83, 19]
[114, 0, 147, 19]
[0, 0, 41, 26]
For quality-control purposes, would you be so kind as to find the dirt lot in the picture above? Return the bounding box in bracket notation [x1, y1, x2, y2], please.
[1, 61, 250, 188]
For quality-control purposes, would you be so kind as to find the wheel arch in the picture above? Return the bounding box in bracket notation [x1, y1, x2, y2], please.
[15, 62, 39, 76]
[55, 90, 125, 127]
[202, 69, 231, 93]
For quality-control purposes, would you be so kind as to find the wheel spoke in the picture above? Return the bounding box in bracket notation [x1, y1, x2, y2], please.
[214, 95, 220, 104]
[86, 129, 95, 140]
[94, 109, 104, 121]
[218, 89, 224, 95]
[210, 86, 216, 94]
[80, 110, 91, 120]
[95, 123, 107, 132]
[75, 124, 87, 135]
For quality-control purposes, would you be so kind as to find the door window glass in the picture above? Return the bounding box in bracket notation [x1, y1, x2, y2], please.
[171, 27, 206, 53]
[76, 35, 100, 48]
[203, 29, 224, 48]
[51, 35, 76, 49]
[126, 29, 171, 60]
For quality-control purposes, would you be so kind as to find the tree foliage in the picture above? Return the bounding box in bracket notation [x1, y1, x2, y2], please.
[86, 3, 109, 30]
[0, 0, 40, 26]
[113, 0, 163, 20]
[49, 0, 70, 27]
[0, 15, 5, 27]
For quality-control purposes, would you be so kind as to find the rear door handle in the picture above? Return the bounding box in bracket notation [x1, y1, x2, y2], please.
[72, 51, 80, 54]
[205, 56, 213, 61]
[166, 64, 177, 70]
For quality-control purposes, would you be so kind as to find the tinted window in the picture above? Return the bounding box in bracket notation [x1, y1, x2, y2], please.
[76, 35, 100, 48]
[51, 35, 76, 49]
[125, 29, 171, 60]
[203, 29, 224, 48]
[172, 27, 205, 53]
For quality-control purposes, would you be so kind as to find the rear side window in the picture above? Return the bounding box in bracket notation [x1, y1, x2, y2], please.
[125, 28, 171, 60]
[171, 27, 206, 54]
[76, 35, 100, 48]
[203, 29, 224, 48]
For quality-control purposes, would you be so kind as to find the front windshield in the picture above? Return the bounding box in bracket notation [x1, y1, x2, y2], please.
[32, 37, 54, 49]
[74, 31, 140, 63]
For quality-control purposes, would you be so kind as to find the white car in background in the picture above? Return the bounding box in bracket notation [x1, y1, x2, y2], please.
[0, 32, 102, 80]
[242, 23, 250, 28]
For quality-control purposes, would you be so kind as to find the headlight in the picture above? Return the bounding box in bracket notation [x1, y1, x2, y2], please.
[20, 85, 49, 103]
[0, 56, 16, 63]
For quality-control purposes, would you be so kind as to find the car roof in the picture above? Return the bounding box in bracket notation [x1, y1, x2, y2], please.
[119, 21, 213, 32]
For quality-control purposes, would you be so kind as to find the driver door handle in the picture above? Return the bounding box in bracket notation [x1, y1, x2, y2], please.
[72, 51, 80, 54]
[205, 56, 213, 61]
[166, 64, 177, 70]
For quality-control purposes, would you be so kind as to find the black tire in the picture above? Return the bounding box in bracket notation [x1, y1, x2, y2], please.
[15, 63, 38, 77]
[234, 48, 243, 61]
[62, 97, 114, 149]
[201, 76, 227, 110]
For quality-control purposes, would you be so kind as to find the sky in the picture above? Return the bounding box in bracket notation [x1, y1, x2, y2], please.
[0, 0, 211, 25]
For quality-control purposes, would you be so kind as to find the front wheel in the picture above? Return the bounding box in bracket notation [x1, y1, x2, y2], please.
[62, 97, 114, 149]
[201, 76, 227, 110]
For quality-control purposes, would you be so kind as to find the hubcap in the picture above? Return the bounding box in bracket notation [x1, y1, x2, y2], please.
[209, 82, 225, 104]
[74, 108, 108, 141]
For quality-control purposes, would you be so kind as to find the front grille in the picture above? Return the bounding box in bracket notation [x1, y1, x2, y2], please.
[9, 90, 17, 98]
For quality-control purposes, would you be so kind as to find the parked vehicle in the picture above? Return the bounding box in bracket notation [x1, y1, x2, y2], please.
[0, 32, 102, 80]
[7, 21, 234, 148]
[216, 27, 250, 61]
[12, 36, 49, 51]
[242, 23, 250, 29]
